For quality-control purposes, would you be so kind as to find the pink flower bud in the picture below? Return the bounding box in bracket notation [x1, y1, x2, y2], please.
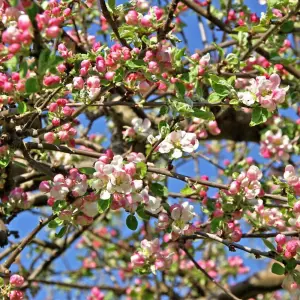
[52, 118, 60, 126]
[48, 102, 58, 112]
[229, 181, 240, 195]
[10, 274, 25, 287]
[56, 63, 66, 73]
[9, 290, 24, 300]
[46, 26, 61, 38]
[125, 10, 139, 25]
[18, 14, 31, 30]
[44, 132, 56, 144]
[275, 234, 286, 246]
[105, 71, 115, 81]
[131, 252, 145, 267]
[43, 75, 60, 86]
[141, 15, 152, 27]
[39, 181, 51, 193]
[73, 77, 84, 89]
[8, 43, 21, 54]
[62, 106, 74, 116]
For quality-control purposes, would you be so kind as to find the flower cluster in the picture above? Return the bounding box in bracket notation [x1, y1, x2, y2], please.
[237, 74, 289, 111]
[9, 274, 24, 300]
[0, 72, 25, 96]
[1, 187, 29, 211]
[123, 117, 151, 140]
[275, 234, 300, 259]
[2, 13, 32, 54]
[44, 122, 78, 147]
[260, 130, 292, 161]
[284, 165, 300, 196]
[91, 152, 161, 214]
[87, 287, 105, 300]
[227, 256, 249, 275]
[229, 165, 263, 200]
[169, 202, 196, 235]
[188, 118, 221, 139]
[131, 239, 173, 273]
[154, 131, 199, 159]
[247, 200, 286, 230]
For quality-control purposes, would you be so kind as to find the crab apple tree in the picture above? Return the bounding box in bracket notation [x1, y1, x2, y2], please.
[0, 0, 299, 299]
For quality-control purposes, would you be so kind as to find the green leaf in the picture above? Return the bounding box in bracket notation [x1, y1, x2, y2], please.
[252, 25, 267, 33]
[281, 21, 294, 33]
[175, 82, 185, 98]
[4, 56, 18, 71]
[211, 218, 222, 232]
[150, 183, 168, 197]
[25, 77, 40, 93]
[158, 121, 170, 137]
[234, 26, 249, 32]
[250, 107, 269, 126]
[271, 262, 285, 275]
[226, 53, 239, 65]
[19, 61, 28, 78]
[48, 218, 62, 229]
[9, 0, 18, 6]
[193, 108, 215, 120]
[262, 238, 276, 251]
[107, 0, 116, 12]
[287, 193, 296, 207]
[136, 205, 150, 221]
[98, 198, 111, 213]
[53, 200, 67, 213]
[55, 226, 67, 238]
[38, 49, 51, 76]
[0, 156, 11, 168]
[159, 105, 169, 116]
[126, 214, 138, 231]
[125, 60, 146, 70]
[212, 42, 224, 59]
[292, 270, 300, 284]
[17, 102, 27, 114]
[286, 258, 297, 271]
[26, 2, 39, 23]
[180, 186, 194, 196]
[208, 93, 221, 104]
[136, 162, 147, 179]
[79, 167, 96, 175]
[0, 277, 4, 287]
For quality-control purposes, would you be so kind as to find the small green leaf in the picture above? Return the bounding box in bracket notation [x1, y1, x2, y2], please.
[159, 105, 169, 116]
[0, 277, 4, 287]
[287, 193, 296, 207]
[0, 156, 11, 168]
[234, 26, 249, 32]
[175, 82, 185, 98]
[252, 25, 267, 33]
[136, 205, 150, 221]
[48, 218, 62, 229]
[25, 77, 40, 93]
[180, 185, 194, 196]
[158, 121, 170, 137]
[250, 107, 269, 126]
[126, 214, 138, 230]
[136, 162, 147, 179]
[55, 226, 67, 238]
[262, 238, 276, 251]
[107, 0, 116, 12]
[38, 49, 51, 76]
[150, 183, 168, 197]
[212, 42, 224, 59]
[79, 167, 96, 175]
[286, 258, 297, 271]
[193, 108, 215, 120]
[292, 270, 300, 284]
[281, 21, 294, 33]
[17, 102, 27, 114]
[4, 56, 18, 71]
[98, 198, 111, 213]
[271, 262, 285, 275]
[208, 93, 221, 104]
[125, 60, 146, 70]
[19, 61, 28, 78]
